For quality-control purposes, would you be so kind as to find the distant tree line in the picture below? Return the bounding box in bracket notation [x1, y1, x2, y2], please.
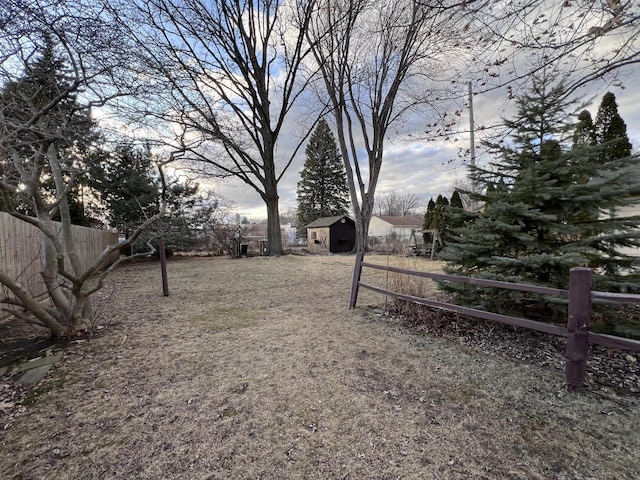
[374, 193, 424, 218]
[422, 191, 464, 244]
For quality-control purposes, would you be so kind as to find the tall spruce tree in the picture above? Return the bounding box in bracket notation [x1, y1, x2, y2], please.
[296, 119, 349, 235]
[441, 78, 640, 321]
[0, 38, 100, 225]
[594, 92, 632, 165]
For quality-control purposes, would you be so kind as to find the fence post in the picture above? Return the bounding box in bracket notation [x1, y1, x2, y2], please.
[158, 237, 170, 297]
[565, 267, 592, 391]
[349, 252, 364, 310]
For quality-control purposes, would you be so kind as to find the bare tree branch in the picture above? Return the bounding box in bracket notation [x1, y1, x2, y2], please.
[114, 0, 323, 255]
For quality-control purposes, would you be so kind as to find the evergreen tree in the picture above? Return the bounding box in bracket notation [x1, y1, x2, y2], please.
[89, 143, 202, 252]
[594, 92, 632, 164]
[422, 198, 436, 243]
[433, 194, 450, 236]
[445, 190, 466, 241]
[423, 198, 436, 228]
[572, 110, 596, 149]
[0, 37, 100, 225]
[89, 144, 159, 236]
[450, 190, 464, 209]
[296, 119, 349, 235]
[441, 78, 640, 321]
[423, 195, 453, 243]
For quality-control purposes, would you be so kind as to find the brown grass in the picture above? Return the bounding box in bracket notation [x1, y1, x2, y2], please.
[367, 255, 444, 298]
[1, 254, 639, 479]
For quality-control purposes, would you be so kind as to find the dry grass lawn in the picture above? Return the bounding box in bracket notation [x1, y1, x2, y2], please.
[1, 254, 639, 479]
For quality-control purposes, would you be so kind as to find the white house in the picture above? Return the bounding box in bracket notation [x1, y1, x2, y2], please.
[368, 215, 423, 241]
[606, 200, 640, 258]
[281, 223, 298, 246]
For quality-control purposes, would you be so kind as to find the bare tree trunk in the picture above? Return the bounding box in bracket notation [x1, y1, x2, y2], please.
[69, 292, 88, 333]
[358, 193, 375, 253]
[48, 144, 94, 323]
[38, 216, 72, 318]
[121, 0, 318, 257]
[265, 187, 283, 256]
[48, 146, 83, 276]
[0, 271, 66, 338]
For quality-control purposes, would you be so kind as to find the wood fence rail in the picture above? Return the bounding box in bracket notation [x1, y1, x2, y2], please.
[349, 252, 640, 390]
[0, 212, 119, 304]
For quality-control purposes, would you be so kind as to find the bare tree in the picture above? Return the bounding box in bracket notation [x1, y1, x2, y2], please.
[119, 0, 320, 256]
[423, 0, 640, 153]
[0, 0, 167, 338]
[197, 199, 248, 257]
[473, 0, 640, 98]
[374, 192, 424, 217]
[279, 206, 298, 226]
[307, 0, 481, 251]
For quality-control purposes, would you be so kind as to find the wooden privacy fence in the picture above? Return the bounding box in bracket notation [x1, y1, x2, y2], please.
[349, 252, 640, 390]
[0, 212, 119, 302]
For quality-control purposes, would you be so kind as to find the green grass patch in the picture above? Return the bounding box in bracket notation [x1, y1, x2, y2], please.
[193, 306, 261, 333]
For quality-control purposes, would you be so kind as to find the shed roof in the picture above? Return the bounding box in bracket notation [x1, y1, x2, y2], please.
[304, 215, 353, 229]
[374, 215, 423, 227]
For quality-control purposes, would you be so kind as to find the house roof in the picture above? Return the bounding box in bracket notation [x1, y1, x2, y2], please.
[373, 215, 423, 227]
[304, 215, 353, 229]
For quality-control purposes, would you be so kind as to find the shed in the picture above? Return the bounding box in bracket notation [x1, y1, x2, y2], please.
[304, 215, 356, 254]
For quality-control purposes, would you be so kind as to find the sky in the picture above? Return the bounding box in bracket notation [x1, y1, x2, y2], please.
[85, 1, 640, 222]
[182, 0, 640, 222]
[215, 76, 640, 221]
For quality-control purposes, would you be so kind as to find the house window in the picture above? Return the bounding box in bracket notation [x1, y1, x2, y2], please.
[311, 231, 317, 239]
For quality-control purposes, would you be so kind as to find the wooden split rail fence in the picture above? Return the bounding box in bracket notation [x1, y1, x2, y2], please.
[349, 252, 640, 390]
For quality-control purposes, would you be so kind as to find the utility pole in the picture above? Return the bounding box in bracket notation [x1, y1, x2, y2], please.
[468, 81, 477, 213]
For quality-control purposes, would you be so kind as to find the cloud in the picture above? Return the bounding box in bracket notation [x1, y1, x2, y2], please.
[94, 0, 640, 222]
[212, 75, 640, 221]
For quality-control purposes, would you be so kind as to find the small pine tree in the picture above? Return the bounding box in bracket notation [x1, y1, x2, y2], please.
[296, 119, 349, 236]
[432, 194, 450, 240]
[424, 194, 462, 244]
[442, 77, 640, 321]
[450, 190, 464, 209]
[446, 190, 465, 240]
[422, 198, 436, 243]
[423, 198, 436, 228]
